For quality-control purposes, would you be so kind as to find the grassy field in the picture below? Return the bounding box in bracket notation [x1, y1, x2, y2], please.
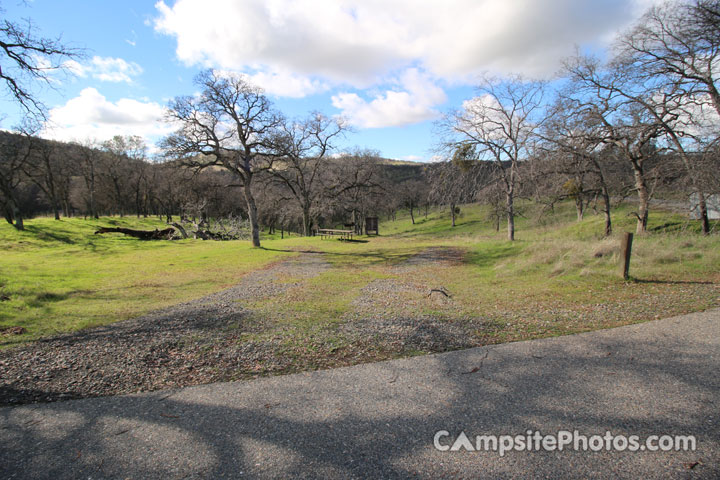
[0, 216, 293, 344]
[1, 202, 719, 352]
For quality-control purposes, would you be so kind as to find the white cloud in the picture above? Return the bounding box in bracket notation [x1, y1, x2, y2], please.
[332, 69, 446, 128]
[89, 56, 143, 83]
[41, 87, 170, 145]
[246, 69, 329, 98]
[62, 59, 88, 77]
[126, 29, 138, 47]
[153, 0, 659, 130]
[66, 56, 143, 83]
[154, 0, 654, 87]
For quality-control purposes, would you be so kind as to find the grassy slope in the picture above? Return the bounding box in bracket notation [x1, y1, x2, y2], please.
[1, 203, 718, 348]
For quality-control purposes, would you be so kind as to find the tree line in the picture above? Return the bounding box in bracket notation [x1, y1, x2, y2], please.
[0, 128, 398, 239]
[1, 0, 718, 244]
[439, 0, 720, 239]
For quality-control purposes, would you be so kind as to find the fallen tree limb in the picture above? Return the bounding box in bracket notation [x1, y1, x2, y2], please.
[94, 227, 176, 240]
[427, 288, 452, 298]
[170, 222, 188, 239]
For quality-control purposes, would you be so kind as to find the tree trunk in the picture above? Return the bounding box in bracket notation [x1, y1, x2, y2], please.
[243, 182, 261, 247]
[451, 203, 456, 227]
[302, 204, 311, 237]
[696, 191, 710, 235]
[575, 197, 584, 222]
[12, 203, 24, 230]
[113, 179, 124, 217]
[90, 184, 98, 219]
[409, 205, 415, 224]
[506, 190, 515, 241]
[633, 169, 649, 234]
[590, 157, 612, 237]
[708, 85, 720, 120]
[601, 187, 612, 237]
[667, 132, 710, 235]
[95, 226, 175, 239]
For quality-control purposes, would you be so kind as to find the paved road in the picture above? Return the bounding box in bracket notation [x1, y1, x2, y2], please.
[2, 309, 719, 479]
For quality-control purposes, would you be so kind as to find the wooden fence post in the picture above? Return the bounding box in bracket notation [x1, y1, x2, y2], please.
[620, 232, 633, 280]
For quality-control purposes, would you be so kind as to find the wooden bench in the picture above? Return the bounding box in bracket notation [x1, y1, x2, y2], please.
[317, 228, 354, 240]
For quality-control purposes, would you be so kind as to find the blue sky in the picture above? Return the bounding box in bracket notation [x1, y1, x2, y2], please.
[1, 0, 656, 161]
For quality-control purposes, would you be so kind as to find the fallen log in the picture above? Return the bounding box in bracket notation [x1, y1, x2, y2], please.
[94, 226, 176, 240]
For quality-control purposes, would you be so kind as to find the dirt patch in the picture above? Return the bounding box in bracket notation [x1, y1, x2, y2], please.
[0, 326, 26, 336]
[392, 247, 466, 272]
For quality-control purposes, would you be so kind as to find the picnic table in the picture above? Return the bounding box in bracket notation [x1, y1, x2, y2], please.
[317, 228, 354, 240]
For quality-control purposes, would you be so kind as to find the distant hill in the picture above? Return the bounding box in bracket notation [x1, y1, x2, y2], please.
[378, 161, 427, 183]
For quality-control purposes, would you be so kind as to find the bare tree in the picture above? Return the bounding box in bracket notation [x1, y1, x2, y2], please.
[618, 0, 720, 116]
[0, 128, 33, 229]
[397, 178, 427, 225]
[72, 140, 103, 218]
[565, 55, 670, 234]
[442, 76, 545, 240]
[539, 96, 617, 236]
[0, 3, 81, 121]
[266, 113, 345, 236]
[99, 135, 146, 217]
[428, 160, 485, 227]
[23, 137, 63, 220]
[324, 151, 385, 233]
[616, 0, 720, 233]
[163, 70, 282, 247]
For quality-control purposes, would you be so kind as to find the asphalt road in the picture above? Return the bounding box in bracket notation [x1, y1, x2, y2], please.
[2, 309, 719, 479]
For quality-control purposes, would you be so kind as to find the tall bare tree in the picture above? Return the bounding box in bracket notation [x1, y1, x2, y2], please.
[325, 151, 385, 233]
[565, 55, 668, 234]
[397, 178, 427, 225]
[428, 160, 487, 227]
[163, 70, 283, 247]
[618, 0, 720, 116]
[616, 0, 720, 233]
[72, 140, 103, 219]
[99, 135, 146, 217]
[539, 96, 617, 236]
[442, 76, 545, 240]
[266, 113, 345, 236]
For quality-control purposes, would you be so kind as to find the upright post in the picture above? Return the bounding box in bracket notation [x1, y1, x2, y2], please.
[620, 232, 633, 280]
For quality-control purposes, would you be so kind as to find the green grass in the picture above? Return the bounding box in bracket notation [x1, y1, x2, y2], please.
[277, 201, 719, 343]
[0, 216, 293, 344]
[1, 201, 719, 349]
